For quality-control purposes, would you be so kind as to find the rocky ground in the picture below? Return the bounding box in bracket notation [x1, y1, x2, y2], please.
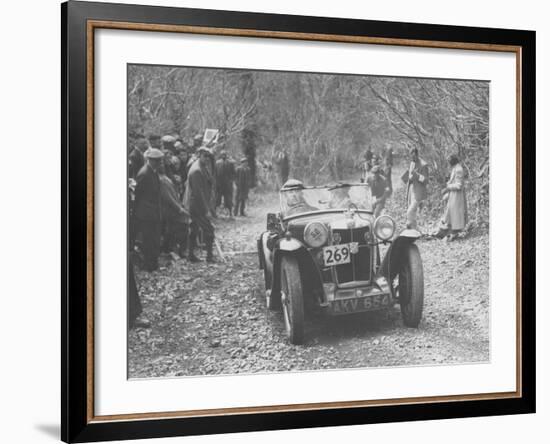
[128, 168, 489, 378]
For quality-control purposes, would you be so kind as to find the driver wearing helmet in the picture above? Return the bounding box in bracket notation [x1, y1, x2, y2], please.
[282, 179, 318, 216]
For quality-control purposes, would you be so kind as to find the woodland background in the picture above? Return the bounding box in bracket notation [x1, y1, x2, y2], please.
[128, 65, 490, 226]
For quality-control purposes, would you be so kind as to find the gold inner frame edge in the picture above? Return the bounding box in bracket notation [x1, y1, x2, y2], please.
[85, 19, 523, 423]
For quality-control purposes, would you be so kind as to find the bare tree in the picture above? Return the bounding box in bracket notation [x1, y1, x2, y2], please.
[128, 65, 489, 225]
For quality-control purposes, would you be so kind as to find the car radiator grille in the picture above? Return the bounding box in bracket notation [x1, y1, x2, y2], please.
[332, 227, 371, 283]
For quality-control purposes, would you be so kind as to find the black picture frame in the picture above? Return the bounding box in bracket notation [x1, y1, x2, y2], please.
[62, 1, 536, 442]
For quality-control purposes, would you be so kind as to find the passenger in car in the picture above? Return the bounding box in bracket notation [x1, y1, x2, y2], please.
[328, 185, 352, 209]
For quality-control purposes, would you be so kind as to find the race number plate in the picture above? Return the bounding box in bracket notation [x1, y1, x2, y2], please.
[323, 244, 351, 266]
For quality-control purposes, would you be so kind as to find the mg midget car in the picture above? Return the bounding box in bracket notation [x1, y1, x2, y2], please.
[257, 180, 424, 344]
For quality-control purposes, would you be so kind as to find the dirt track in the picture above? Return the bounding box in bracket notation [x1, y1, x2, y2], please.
[128, 174, 489, 378]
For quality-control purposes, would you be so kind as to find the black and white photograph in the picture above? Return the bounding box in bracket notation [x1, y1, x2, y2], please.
[0, 0, 542, 441]
[127, 64, 490, 379]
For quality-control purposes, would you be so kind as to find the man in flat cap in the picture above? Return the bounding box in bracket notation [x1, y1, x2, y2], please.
[401, 146, 429, 229]
[135, 148, 164, 271]
[367, 165, 391, 218]
[192, 133, 203, 152]
[215, 150, 236, 217]
[234, 157, 252, 217]
[184, 147, 216, 262]
[161, 135, 177, 156]
[175, 141, 190, 196]
[148, 134, 161, 150]
[184, 134, 205, 174]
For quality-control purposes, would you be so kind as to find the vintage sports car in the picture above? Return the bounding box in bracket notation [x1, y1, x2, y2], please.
[257, 180, 424, 344]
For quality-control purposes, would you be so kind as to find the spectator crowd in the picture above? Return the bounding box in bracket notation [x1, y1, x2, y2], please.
[129, 132, 252, 272]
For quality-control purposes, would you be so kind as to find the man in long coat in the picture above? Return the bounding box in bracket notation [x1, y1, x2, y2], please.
[439, 154, 468, 240]
[135, 148, 164, 271]
[279, 150, 289, 186]
[274, 150, 289, 189]
[364, 146, 373, 172]
[160, 135, 180, 186]
[401, 147, 429, 230]
[184, 147, 216, 262]
[215, 150, 236, 216]
[129, 137, 148, 179]
[383, 144, 394, 193]
[367, 166, 391, 218]
[384, 144, 394, 168]
[234, 157, 251, 216]
[175, 141, 189, 196]
[159, 162, 190, 258]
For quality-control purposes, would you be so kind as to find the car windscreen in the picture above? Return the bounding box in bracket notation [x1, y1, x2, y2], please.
[280, 184, 373, 217]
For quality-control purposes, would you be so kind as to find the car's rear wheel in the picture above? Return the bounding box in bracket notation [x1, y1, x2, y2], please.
[399, 244, 424, 327]
[280, 256, 305, 344]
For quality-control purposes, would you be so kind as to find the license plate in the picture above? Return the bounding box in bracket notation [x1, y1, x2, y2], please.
[323, 244, 351, 266]
[332, 294, 392, 314]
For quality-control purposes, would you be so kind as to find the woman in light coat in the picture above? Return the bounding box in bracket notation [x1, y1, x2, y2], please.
[440, 154, 468, 239]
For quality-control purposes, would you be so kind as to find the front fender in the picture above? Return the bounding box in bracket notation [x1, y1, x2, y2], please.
[379, 229, 421, 280]
[258, 232, 278, 290]
[279, 238, 303, 251]
[397, 228, 422, 239]
[257, 233, 267, 270]
[269, 243, 322, 305]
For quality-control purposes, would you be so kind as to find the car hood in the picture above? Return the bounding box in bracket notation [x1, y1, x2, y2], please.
[287, 212, 373, 231]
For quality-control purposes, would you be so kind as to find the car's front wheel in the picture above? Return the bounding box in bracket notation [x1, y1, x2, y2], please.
[399, 243, 424, 327]
[264, 267, 281, 310]
[261, 234, 280, 310]
[280, 255, 305, 344]
[265, 287, 280, 310]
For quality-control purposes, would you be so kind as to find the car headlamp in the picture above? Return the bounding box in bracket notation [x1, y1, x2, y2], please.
[374, 215, 396, 241]
[304, 222, 329, 248]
